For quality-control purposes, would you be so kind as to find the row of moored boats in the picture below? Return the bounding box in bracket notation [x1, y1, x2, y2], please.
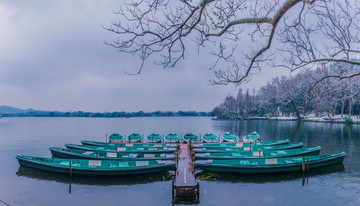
[108, 131, 261, 143]
[16, 131, 346, 175]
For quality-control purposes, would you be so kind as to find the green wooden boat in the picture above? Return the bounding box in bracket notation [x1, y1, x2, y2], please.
[164, 133, 180, 143]
[65, 144, 176, 153]
[17, 155, 175, 176]
[193, 139, 290, 148]
[50, 147, 174, 160]
[146, 133, 163, 143]
[195, 146, 321, 159]
[202, 133, 219, 143]
[81, 140, 176, 147]
[183, 133, 200, 143]
[127, 132, 143, 142]
[243, 132, 261, 142]
[222, 132, 240, 142]
[193, 143, 303, 153]
[195, 152, 346, 173]
[108, 133, 124, 142]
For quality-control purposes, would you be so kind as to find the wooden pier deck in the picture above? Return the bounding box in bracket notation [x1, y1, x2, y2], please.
[172, 144, 199, 200]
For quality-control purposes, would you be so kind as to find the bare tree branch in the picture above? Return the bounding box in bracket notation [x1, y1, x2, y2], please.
[105, 0, 360, 86]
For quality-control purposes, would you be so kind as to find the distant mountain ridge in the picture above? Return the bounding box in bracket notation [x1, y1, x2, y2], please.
[0, 105, 210, 117]
[0, 105, 35, 113]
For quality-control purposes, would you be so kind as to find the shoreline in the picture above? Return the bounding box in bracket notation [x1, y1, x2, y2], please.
[213, 116, 360, 125]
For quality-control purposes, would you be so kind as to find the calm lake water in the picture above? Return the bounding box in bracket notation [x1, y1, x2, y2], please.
[0, 117, 359, 206]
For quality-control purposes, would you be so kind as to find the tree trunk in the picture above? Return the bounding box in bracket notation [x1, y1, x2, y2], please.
[332, 101, 337, 117]
[341, 98, 346, 118]
[314, 97, 319, 118]
[303, 97, 306, 116]
[348, 98, 352, 118]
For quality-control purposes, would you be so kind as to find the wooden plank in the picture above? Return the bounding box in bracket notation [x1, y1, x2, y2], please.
[175, 144, 196, 187]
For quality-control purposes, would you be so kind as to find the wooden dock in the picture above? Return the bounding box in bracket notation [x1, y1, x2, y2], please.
[172, 144, 199, 201]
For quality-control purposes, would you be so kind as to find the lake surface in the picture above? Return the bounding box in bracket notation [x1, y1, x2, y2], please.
[0, 117, 359, 206]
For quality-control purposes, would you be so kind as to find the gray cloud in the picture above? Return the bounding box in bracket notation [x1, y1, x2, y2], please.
[0, 0, 285, 112]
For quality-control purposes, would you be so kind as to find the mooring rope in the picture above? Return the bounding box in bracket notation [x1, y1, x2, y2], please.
[0, 199, 10, 206]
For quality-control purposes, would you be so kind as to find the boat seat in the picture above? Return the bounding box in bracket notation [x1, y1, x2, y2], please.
[239, 160, 259, 165]
[129, 154, 138, 158]
[240, 160, 251, 165]
[109, 163, 118, 168]
[232, 153, 245, 158]
[293, 158, 303, 162]
[59, 161, 70, 166]
[59, 161, 81, 167]
[117, 162, 130, 167]
[277, 151, 288, 155]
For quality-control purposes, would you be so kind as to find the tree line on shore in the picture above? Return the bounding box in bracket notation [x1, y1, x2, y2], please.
[0, 110, 210, 118]
[212, 62, 360, 120]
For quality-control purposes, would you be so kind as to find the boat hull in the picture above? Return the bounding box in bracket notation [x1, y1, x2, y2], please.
[195, 147, 321, 159]
[194, 143, 303, 153]
[17, 155, 175, 176]
[146, 133, 163, 143]
[222, 132, 239, 142]
[65, 144, 176, 153]
[108, 133, 124, 142]
[50, 147, 175, 161]
[193, 139, 290, 148]
[196, 153, 345, 173]
[202, 138, 219, 143]
[164, 133, 180, 143]
[202, 133, 219, 143]
[82, 140, 175, 147]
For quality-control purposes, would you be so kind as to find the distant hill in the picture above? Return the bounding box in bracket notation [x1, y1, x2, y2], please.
[0, 106, 210, 117]
[0, 105, 35, 114]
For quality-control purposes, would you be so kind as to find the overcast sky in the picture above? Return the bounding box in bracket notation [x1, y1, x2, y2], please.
[0, 0, 288, 112]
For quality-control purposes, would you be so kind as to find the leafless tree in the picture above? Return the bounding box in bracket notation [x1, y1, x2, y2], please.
[105, 0, 360, 86]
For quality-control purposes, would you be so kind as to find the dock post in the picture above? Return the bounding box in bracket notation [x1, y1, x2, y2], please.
[307, 158, 309, 173]
[172, 176, 175, 201]
[302, 158, 305, 172]
[196, 182, 200, 199]
[302, 174, 305, 186]
[69, 160, 72, 177]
